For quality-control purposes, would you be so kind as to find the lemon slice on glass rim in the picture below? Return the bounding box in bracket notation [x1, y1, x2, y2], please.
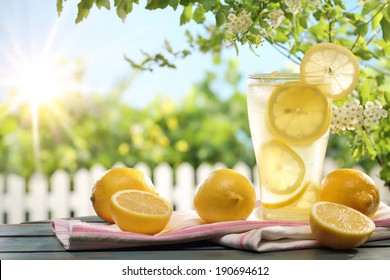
[300, 42, 360, 100]
[267, 82, 332, 145]
[259, 140, 305, 195]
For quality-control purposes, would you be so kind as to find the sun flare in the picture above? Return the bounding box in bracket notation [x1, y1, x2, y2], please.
[8, 57, 74, 108]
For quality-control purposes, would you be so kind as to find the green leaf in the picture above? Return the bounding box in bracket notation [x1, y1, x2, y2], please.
[380, 17, 390, 41]
[384, 3, 390, 20]
[313, 10, 324, 21]
[57, 0, 64, 16]
[362, 2, 380, 15]
[76, 0, 95, 23]
[232, 41, 239, 56]
[115, 0, 137, 21]
[180, 4, 193, 25]
[298, 16, 307, 29]
[354, 20, 369, 36]
[379, 164, 390, 186]
[352, 140, 365, 160]
[372, 11, 383, 31]
[360, 79, 371, 104]
[185, 30, 194, 45]
[333, 0, 345, 8]
[169, 0, 179, 10]
[203, 0, 216, 11]
[362, 132, 378, 160]
[146, 0, 169, 10]
[215, 9, 226, 27]
[164, 40, 173, 53]
[96, 0, 110, 9]
[354, 48, 373, 60]
[375, 73, 385, 86]
[193, 4, 206, 24]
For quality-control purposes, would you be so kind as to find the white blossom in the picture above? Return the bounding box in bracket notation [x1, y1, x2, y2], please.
[267, 10, 285, 28]
[363, 100, 388, 127]
[224, 11, 253, 34]
[308, 0, 321, 7]
[286, 0, 302, 15]
[358, 0, 367, 6]
[331, 98, 388, 134]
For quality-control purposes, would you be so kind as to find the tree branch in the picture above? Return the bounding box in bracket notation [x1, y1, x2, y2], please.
[264, 38, 301, 65]
[326, 11, 333, 42]
[351, 1, 390, 51]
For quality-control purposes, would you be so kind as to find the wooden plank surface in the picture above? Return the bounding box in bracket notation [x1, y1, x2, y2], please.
[2, 244, 390, 260]
[1, 217, 390, 260]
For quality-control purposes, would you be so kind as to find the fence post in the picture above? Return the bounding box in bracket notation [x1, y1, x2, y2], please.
[5, 174, 26, 224]
[2, 161, 389, 224]
[27, 172, 49, 221]
[175, 163, 195, 211]
[134, 162, 152, 180]
[0, 174, 4, 224]
[154, 163, 173, 203]
[72, 168, 95, 217]
[50, 170, 71, 219]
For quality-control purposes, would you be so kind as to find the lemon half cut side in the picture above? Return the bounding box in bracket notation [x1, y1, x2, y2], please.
[110, 190, 173, 235]
[310, 201, 375, 250]
[300, 43, 360, 100]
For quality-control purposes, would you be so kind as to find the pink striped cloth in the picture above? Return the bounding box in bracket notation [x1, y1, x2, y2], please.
[51, 202, 390, 252]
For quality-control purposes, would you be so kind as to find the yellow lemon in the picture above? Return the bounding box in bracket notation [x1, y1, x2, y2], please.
[111, 190, 173, 235]
[320, 169, 380, 217]
[193, 169, 256, 223]
[300, 42, 360, 100]
[267, 82, 331, 145]
[91, 167, 156, 223]
[310, 201, 375, 250]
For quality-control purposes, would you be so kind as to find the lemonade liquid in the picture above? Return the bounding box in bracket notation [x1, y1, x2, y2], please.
[247, 73, 331, 221]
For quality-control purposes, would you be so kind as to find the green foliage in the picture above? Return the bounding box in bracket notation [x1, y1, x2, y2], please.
[54, 0, 390, 188]
[0, 59, 253, 177]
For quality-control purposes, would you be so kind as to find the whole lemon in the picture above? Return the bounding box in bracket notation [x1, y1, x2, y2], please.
[193, 169, 256, 223]
[320, 169, 380, 217]
[91, 167, 156, 223]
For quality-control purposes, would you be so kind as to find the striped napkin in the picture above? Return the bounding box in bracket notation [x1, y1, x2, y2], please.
[51, 202, 390, 252]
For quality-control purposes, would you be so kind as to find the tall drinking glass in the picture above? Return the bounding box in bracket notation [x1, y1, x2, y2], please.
[247, 73, 331, 221]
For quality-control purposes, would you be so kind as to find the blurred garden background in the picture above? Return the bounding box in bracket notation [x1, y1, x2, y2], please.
[1, 0, 390, 223]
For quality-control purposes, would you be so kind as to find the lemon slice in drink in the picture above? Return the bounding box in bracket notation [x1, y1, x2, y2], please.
[111, 190, 173, 235]
[259, 140, 305, 195]
[300, 43, 360, 100]
[261, 181, 311, 209]
[267, 82, 331, 144]
[310, 201, 375, 250]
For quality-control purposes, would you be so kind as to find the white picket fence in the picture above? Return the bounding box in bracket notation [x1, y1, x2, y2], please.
[1, 160, 389, 224]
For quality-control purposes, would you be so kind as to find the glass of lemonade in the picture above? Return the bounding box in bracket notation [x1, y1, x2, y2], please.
[247, 73, 332, 221]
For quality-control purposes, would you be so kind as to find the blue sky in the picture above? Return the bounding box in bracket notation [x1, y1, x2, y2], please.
[0, 0, 294, 108]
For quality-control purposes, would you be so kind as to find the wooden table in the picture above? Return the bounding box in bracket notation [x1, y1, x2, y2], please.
[1, 216, 390, 260]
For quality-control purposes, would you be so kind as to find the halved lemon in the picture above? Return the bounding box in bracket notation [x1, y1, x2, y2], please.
[261, 181, 311, 209]
[310, 201, 375, 250]
[267, 82, 331, 144]
[259, 140, 305, 195]
[110, 190, 173, 235]
[300, 43, 360, 100]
